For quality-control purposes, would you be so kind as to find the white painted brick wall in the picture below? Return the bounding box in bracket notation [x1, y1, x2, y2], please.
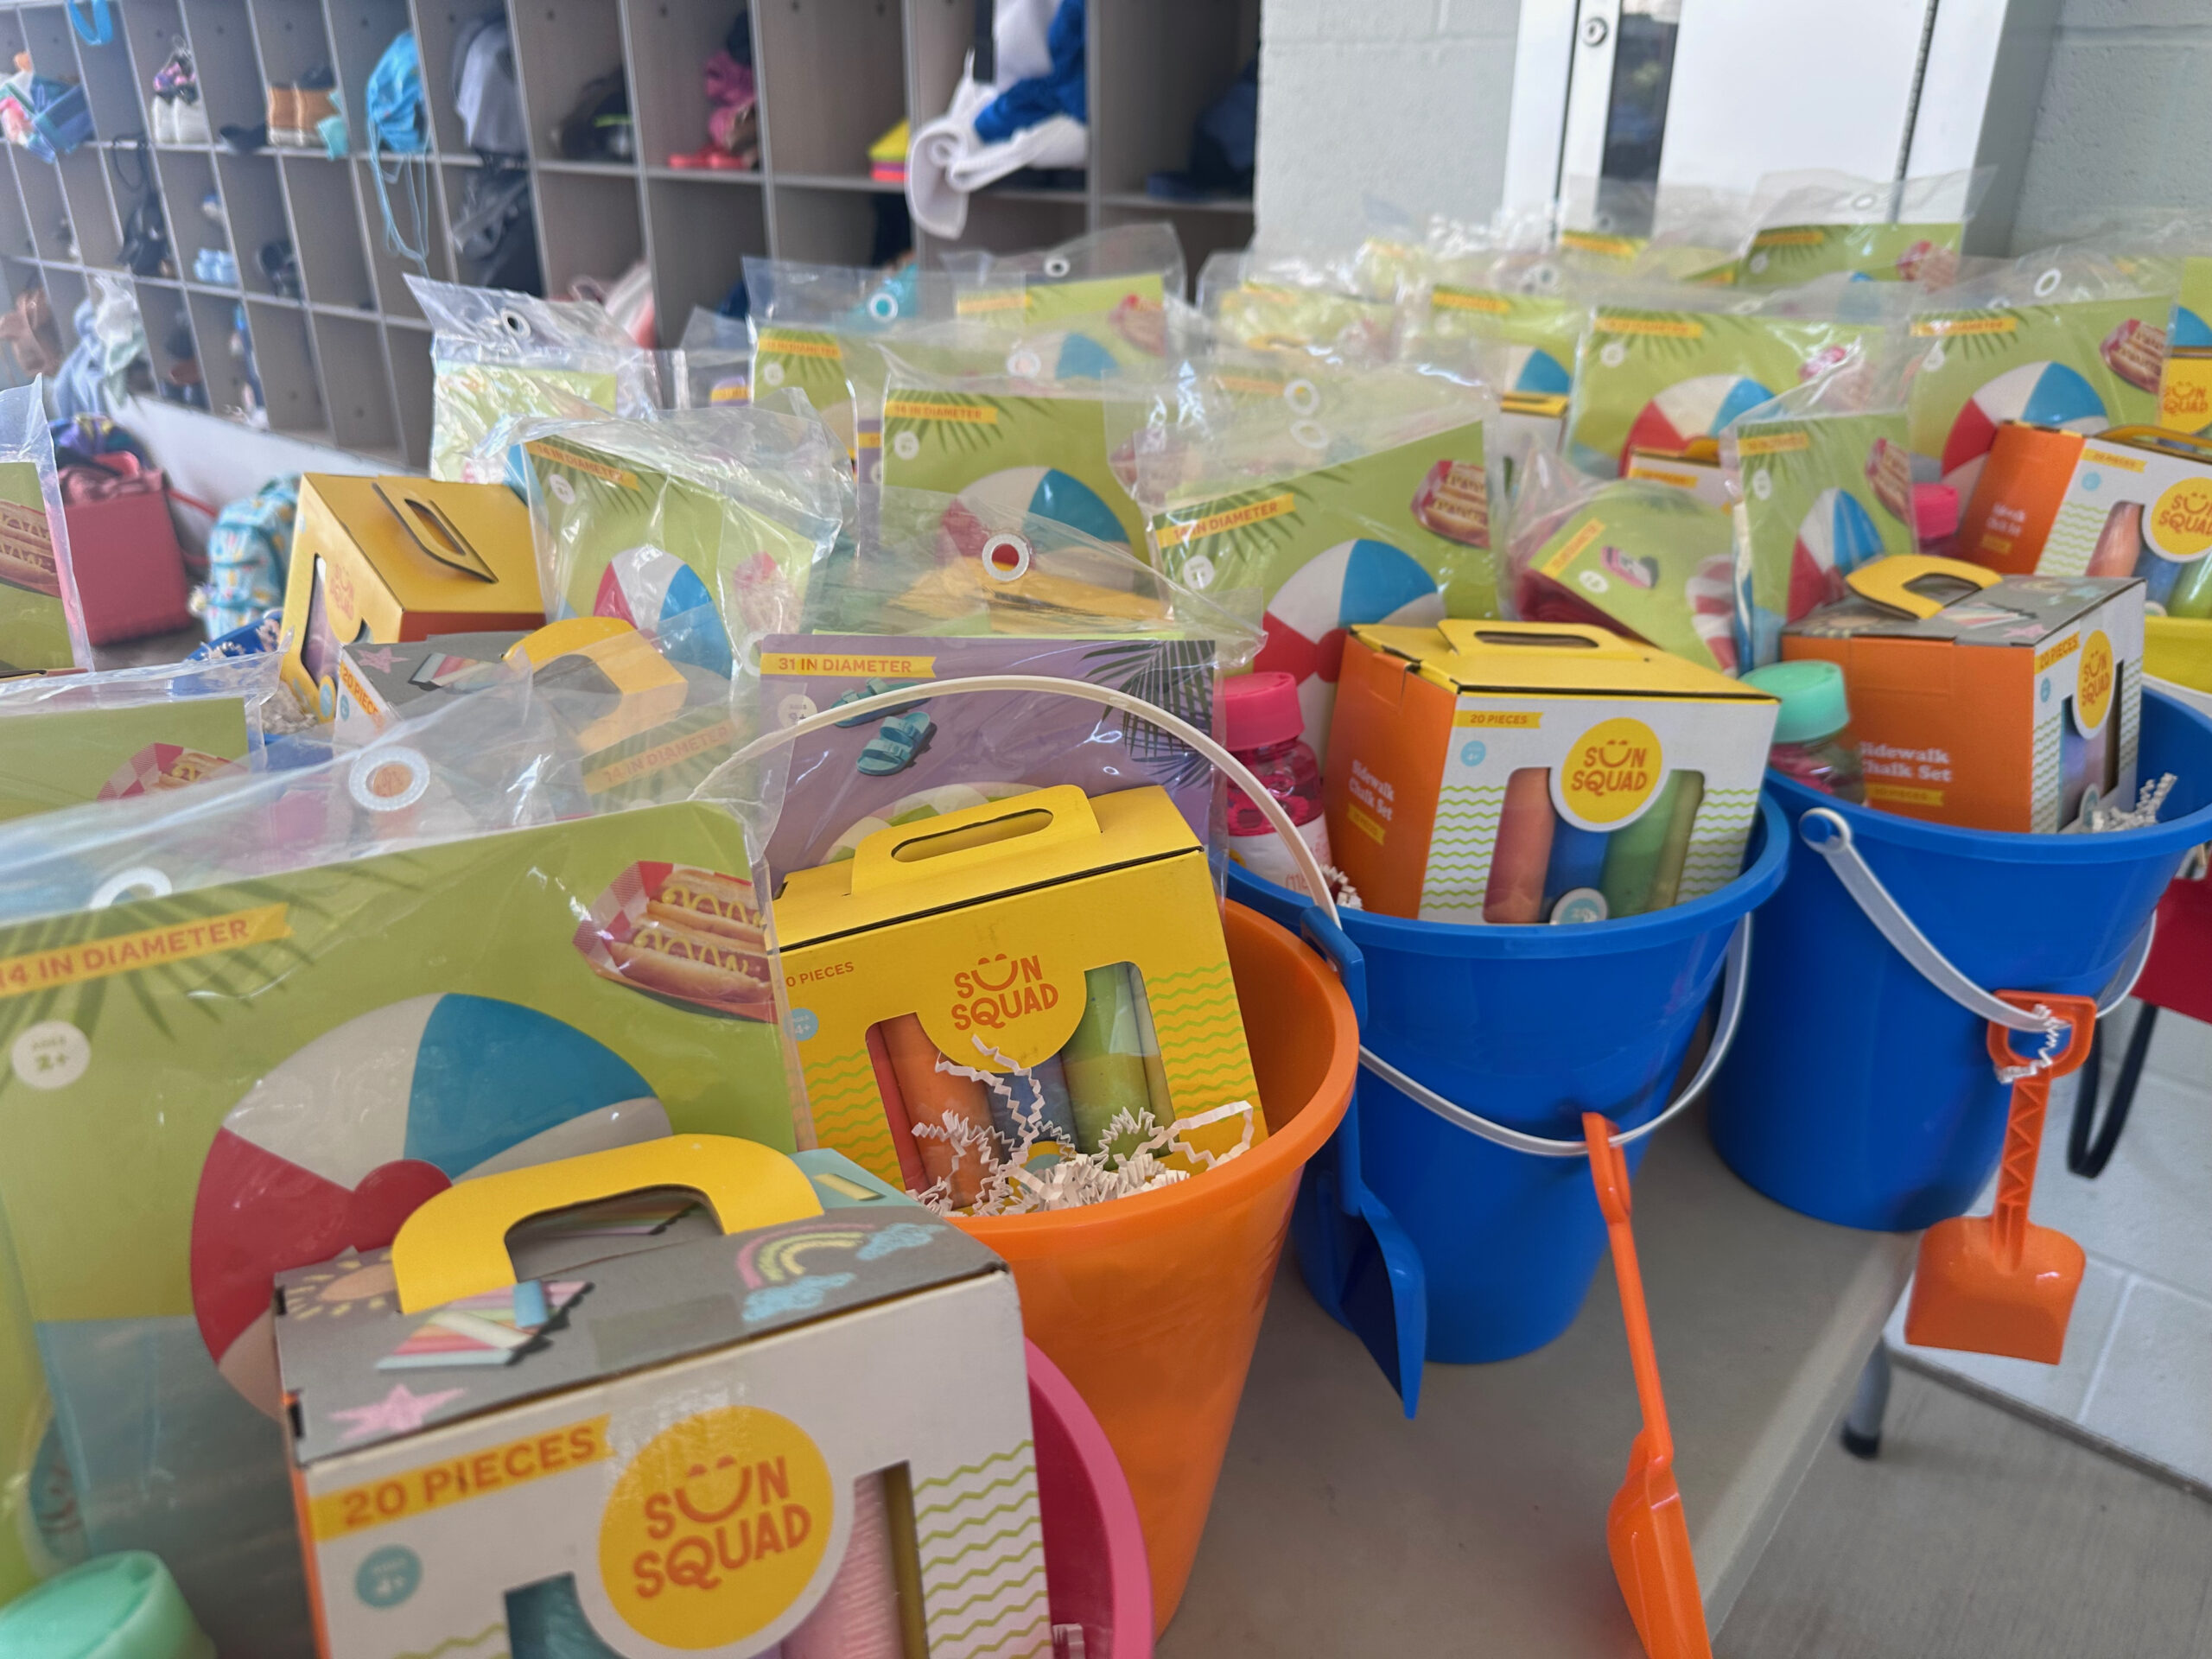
[1254, 0, 1523, 249]
[2010, 6, 2212, 249]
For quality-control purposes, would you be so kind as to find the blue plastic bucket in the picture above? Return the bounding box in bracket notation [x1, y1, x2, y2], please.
[1711, 689, 2212, 1231]
[1228, 796, 1788, 1363]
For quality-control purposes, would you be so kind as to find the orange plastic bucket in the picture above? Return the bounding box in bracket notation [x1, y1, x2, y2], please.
[957, 901, 1357, 1631]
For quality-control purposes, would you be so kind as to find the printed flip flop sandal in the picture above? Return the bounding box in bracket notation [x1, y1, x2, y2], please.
[855, 710, 935, 776]
[831, 677, 927, 728]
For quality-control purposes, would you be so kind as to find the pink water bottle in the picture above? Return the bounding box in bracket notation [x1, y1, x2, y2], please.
[1223, 671, 1332, 894]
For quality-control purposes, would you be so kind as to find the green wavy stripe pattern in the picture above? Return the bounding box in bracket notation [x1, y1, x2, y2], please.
[913, 1442, 1050, 1657]
[2032, 714, 2063, 832]
[1677, 791, 1762, 900]
[801, 1044, 902, 1185]
[1421, 783, 1506, 916]
[394, 1624, 505, 1659]
[1148, 960, 1262, 1109]
[2039, 500, 2107, 578]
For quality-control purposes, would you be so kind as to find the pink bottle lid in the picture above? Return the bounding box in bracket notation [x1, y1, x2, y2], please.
[1223, 671, 1304, 752]
[1914, 482, 1960, 543]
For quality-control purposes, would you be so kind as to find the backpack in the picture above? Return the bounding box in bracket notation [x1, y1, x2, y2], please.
[451, 11, 525, 156]
[448, 162, 540, 293]
[365, 31, 427, 156]
[365, 32, 431, 274]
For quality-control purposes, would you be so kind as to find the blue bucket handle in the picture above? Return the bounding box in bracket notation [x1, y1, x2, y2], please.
[1798, 806, 2155, 1033]
[1359, 914, 1755, 1159]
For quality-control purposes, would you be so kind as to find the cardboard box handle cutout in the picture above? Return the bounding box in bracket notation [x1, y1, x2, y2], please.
[391, 1135, 823, 1311]
[375, 482, 499, 583]
[850, 782, 1102, 893]
[2095, 424, 2212, 465]
[1846, 555, 1999, 619]
[1436, 618, 1643, 659]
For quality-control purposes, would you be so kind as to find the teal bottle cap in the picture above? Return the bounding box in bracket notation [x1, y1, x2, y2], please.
[0, 1554, 214, 1659]
[1742, 660, 1851, 745]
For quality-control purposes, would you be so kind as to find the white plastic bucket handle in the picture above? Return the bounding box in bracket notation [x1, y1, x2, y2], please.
[721, 672, 1341, 925]
[1358, 915, 1753, 1158]
[1798, 806, 2152, 1033]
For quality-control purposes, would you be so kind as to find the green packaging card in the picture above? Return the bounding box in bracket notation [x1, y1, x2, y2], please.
[950, 274, 1172, 379]
[0, 803, 791, 1646]
[1731, 412, 1916, 665]
[1739, 222, 1964, 286]
[880, 390, 1147, 552]
[524, 432, 830, 626]
[1513, 485, 1740, 673]
[429, 364, 621, 483]
[1148, 422, 1491, 756]
[1905, 295, 2169, 498]
[2160, 256, 2212, 435]
[1211, 280, 1396, 357]
[1427, 285, 1583, 397]
[0, 697, 251, 822]
[0, 461, 73, 676]
[1567, 308, 1885, 476]
[751, 326, 857, 454]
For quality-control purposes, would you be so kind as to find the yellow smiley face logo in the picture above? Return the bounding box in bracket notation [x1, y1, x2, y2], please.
[2075, 630, 2114, 735]
[598, 1406, 835, 1649]
[1557, 716, 1663, 827]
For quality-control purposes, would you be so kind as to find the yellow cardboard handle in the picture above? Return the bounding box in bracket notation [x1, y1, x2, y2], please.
[1844, 554, 1999, 618]
[1437, 618, 1643, 658]
[391, 1135, 823, 1312]
[2095, 424, 2212, 464]
[850, 782, 1100, 893]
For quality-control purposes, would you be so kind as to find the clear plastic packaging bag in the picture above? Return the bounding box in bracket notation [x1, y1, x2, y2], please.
[1738, 167, 1995, 288]
[1719, 340, 1925, 665]
[1138, 357, 1498, 753]
[0, 671, 805, 1656]
[755, 486, 1260, 883]
[666, 306, 753, 410]
[0, 383, 87, 673]
[874, 330, 1157, 555]
[0, 652, 284, 818]
[942, 221, 1186, 315]
[1505, 447, 1744, 673]
[743, 259, 961, 478]
[1565, 276, 1913, 477]
[1194, 245, 1401, 362]
[519, 405, 852, 651]
[1904, 246, 2175, 505]
[409, 276, 658, 481]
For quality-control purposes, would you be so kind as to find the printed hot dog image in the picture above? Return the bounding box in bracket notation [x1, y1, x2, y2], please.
[574, 860, 777, 1020]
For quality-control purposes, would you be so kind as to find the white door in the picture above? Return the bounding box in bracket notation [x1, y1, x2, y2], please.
[1504, 0, 2047, 245]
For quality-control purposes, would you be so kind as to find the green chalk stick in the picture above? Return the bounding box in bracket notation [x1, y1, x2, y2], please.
[1600, 772, 1694, 918]
[1060, 964, 1155, 1154]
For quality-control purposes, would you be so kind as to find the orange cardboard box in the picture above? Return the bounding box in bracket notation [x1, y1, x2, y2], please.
[1783, 557, 2145, 832]
[1325, 620, 1774, 924]
[1955, 423, 2086, 575]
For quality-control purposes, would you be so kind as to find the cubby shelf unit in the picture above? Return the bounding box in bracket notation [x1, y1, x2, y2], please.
[0, 0, 1256, 468]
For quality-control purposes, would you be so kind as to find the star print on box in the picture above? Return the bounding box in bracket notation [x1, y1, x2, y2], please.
[331, 1382, 466, 1442]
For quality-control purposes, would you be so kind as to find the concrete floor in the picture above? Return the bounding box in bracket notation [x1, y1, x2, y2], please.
[1721, 1367, 2212, 1657]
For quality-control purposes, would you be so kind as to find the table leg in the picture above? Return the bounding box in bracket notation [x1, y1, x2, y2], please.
[1840, 1343, 1891, 1460]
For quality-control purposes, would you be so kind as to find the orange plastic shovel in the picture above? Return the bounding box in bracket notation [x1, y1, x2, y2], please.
[1584, 1113, 1713, 1659]
[1904, 993, 2099, 1363]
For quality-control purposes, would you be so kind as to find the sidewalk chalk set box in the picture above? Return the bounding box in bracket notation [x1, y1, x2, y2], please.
[1961, 424, 2212, 620]
[1325, 620, 1777, 925]
[1784, 561, 2145, 832]
[773, 785, 1264, 1198]
[278, 1141, 1049, 1659]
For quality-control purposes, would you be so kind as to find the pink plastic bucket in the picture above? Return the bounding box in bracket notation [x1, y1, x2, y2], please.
[1029, 1339, 1153, 1657]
